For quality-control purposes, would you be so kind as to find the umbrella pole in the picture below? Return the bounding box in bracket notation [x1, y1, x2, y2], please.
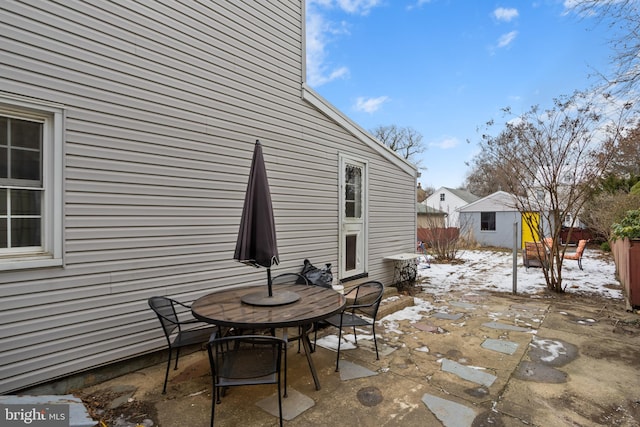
[267, 267, 273, 297]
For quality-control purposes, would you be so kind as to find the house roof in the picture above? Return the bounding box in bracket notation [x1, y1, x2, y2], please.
[442, 187, 480, 204]
[302, 85, 418, 178]
[457, 190, 518, 212]
[417, 203, 447, 216]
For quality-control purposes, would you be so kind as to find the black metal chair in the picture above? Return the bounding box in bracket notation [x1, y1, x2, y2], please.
[148, 296, 221, 394]
[317, 281, 384, 371]
[207, 333, 286, 427]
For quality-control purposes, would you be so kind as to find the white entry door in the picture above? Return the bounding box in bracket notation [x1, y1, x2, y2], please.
[339, 155, 367, 279]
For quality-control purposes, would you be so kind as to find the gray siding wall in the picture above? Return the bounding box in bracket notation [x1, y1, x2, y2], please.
[0, 0, 416, 393]
[461, 211, 521, 248]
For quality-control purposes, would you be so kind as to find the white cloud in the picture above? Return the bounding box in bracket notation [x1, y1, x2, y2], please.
[335, 0, 383, 15]
[305, 5, 351, 86]
[497, 30, 518, 48]
[430, 136, 459, 149]
[306, 1, 386, 86]
[406, 0, 432, 10]
[493, 7, 519, 22]
[354, 96, 389, 113]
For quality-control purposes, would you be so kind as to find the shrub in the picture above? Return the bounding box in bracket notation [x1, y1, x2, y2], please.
[600, 241, 611, 252]
[611, 209, 640, 241]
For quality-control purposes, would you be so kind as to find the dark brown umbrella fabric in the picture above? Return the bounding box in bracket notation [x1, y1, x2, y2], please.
[233, 140, 279, 285]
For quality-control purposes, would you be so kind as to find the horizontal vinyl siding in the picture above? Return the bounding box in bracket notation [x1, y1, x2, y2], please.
[0, 0, 416, 393]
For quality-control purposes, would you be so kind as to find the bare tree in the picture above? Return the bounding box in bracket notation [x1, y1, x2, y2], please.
[570, 0, 640, 97]
[420, 212, 465, 261]
[464, 148, 516, 197]
[475, 91, 634, 292]
[607, 124, 640, 178]
[581, 191, 640, 241]
[371, 125, 426, 167]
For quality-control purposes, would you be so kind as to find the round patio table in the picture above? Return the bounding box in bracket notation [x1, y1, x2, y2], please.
[191, 283, 346, 390]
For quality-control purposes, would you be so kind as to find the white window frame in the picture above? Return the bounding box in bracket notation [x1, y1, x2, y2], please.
[480, 211, 496, 232]
[0, 94, 64, 270]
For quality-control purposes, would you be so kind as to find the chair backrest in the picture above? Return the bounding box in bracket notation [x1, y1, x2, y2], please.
[525, 241, 546, 259]
[207, 334, 284, 382]
[148, 296, 181, 339]
[272, 272, 308, 286]
[575, 239, 587, 258]
[543, 237, 553, 250]
[348, 281, 384, 319]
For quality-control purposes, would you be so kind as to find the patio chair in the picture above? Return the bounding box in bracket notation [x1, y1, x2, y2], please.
[316, 280, 384, 372]
[522, 241, 548, 270]
[148, 296, 222, 394]
[207, 333, 286, 427]
[563, 239, 587, 270]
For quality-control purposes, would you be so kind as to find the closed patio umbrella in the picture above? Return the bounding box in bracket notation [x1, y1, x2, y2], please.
[234, 140, 298, 306]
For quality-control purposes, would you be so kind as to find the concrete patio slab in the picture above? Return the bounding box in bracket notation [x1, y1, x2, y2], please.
[255, 387, 315, 421]
[421, 392, 477, 427]
[481, 338, 519, 355]
[482, 321, 534, 332]
[440, 359, 497, 387]
[433, 312, 464, 320]
[338, 360, 378, 381]
[31, 286, 639, 427]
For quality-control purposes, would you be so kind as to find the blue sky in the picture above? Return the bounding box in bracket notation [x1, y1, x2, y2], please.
[305, 0, 616, 189]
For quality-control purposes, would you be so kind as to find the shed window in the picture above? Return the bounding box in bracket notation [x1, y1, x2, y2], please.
[480, 212, 496, 231]
[439, 193, 445, 201]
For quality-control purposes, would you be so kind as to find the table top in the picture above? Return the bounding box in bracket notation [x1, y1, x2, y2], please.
[191, 283, 346, 329]
[384, 253, 424, 261]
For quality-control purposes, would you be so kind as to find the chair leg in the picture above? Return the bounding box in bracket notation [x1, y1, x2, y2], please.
[578, 258, 583, 270]
[210, 386, 216, 427]
[174, 347, 181, 370]
[277, 372, 283, 427]
[335, 327, 343, 372]
[372, 325, 379, 360]
[162, 349, 172, 394]
[283, 345, 288, 398]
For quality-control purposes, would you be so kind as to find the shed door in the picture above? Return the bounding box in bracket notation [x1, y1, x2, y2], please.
[339, 156, 367, 279]
[521, 211, 540, 248]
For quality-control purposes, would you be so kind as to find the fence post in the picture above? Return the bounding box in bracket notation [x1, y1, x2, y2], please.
[513, 222, 518, 295]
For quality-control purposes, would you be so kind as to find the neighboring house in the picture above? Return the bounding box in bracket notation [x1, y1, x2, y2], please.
[417, 203, 447, 229]
[458, 191, 545, 249]
[0, 1, 418, 394]
[423, 187, 479, 227]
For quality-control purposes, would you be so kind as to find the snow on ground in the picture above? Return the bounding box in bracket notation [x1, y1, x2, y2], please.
[316, 247, 623, 351]
[416, 248, 623, 300]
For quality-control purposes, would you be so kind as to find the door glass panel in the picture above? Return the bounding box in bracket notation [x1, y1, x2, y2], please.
[345, 235, 357, 271]
[345, 164, 361, 218]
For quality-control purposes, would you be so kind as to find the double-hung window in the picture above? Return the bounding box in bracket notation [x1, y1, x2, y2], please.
[0, 95, 63, 270]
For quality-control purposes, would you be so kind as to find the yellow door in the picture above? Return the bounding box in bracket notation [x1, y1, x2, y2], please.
[521, 212, 540, 248]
